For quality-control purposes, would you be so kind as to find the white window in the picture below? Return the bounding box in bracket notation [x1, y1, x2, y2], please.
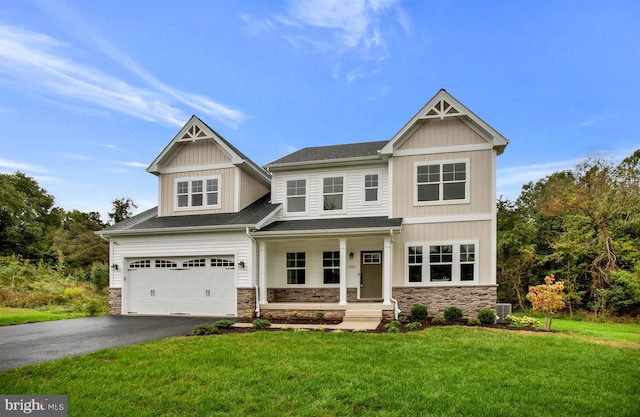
[415, 160, 468, 204]
[405, 242, 478, 284]
[183, 259, 206, 268]
[364, 174, 379, 202]
[286, 252, 306, 284]
[323, 177, 343, 211]
[176, 176, 221, 209]
[323, 251, 340, 284]
[286, 179, 306, 213]
[155, 260, 177, 268]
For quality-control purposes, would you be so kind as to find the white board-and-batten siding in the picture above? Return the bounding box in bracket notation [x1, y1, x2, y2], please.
[109, 232, 253, 288]
[272, 164, 389, 220]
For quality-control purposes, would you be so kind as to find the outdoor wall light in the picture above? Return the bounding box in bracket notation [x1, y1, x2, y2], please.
[110, 264, 119, 271]
[349, 252, 354, 259]
[238, 261, 245, 269]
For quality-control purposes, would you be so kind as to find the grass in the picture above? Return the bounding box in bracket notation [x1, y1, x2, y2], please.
[0, 307, 88, 326]
[552, 318, 640, 343]
[1, 324, 639, 417]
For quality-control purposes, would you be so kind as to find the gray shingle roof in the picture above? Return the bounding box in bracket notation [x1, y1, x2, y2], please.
[265, 140, 388, 168]
[100, 194, 279, 234]
[254, 216, 402, 234]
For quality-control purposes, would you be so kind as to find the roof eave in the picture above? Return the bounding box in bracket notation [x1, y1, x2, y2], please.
[265, 155, 385, 172]
[98, 223, 254, 237]
[251, 225, 402, 238]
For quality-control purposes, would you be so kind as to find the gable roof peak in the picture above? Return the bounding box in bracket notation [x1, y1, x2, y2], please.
[380, 89, 509, 155]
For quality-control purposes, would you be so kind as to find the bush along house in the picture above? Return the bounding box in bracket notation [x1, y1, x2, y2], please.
[98, 89, 509, 321]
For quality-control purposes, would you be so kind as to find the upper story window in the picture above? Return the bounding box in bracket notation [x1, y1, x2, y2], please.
[364, 174, 379, 202]
[406, 242, 477, 285]
[176, 176, 220, 210]
[286, 179, 306, 213]
[415, 160, 468, 205]
[323, 176, 343, 211]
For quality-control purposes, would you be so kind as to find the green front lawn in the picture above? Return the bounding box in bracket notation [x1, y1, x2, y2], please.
[1, 325, 638, 417]
[0, 307, 88, 326]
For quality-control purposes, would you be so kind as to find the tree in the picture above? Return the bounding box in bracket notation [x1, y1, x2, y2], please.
[526, 275, 566, 330]
[0, 172, 62, 259]
[52, 210, 108, 270]
[108, 198, 137, 224]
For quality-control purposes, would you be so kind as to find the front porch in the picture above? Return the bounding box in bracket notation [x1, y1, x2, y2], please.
[258, 301, 396, 322]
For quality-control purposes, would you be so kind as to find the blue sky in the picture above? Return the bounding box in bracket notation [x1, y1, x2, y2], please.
[1, 0, 638, 220]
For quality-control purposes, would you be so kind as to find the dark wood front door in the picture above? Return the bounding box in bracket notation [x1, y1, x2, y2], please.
[360, 251, 382, 299]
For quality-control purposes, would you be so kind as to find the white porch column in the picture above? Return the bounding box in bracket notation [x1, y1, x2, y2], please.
[258, 240, 268, 304]
[382, 236, 392, 305]
[339, 238, 348, 305]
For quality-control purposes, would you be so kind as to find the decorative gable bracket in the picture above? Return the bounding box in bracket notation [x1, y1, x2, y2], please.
[423, 98, 460, 119]
[177, 124, 211, 142]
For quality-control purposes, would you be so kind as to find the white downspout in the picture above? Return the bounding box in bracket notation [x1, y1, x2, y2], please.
[246, 227, 260, 318]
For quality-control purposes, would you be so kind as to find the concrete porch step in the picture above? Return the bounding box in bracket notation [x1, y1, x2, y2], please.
[343, 309, 383, 322]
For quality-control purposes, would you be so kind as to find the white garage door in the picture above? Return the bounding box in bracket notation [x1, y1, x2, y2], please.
[126, 256, 236, 316]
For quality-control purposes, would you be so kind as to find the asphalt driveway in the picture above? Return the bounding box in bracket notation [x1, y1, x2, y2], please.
[0, 315, 222, 371]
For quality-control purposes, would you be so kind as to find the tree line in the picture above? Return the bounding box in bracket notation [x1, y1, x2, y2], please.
[0, 172, 136, 275]
[497, 149, 640, 317]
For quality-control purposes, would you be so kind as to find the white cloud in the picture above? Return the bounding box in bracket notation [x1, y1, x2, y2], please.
[0, 25, 245, 128]
[581, 114, 606, 127]
[243, 0, 410, 81]
[116, 161, 148, 168]
[0, 157, 47, 173]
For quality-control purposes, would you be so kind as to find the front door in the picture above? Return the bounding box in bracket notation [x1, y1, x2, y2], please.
[360, 251, 382, 299]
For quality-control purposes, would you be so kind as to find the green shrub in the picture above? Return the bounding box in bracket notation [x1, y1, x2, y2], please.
[467, 318, 481, 326]
[90, 263, 109, 290]
[384, 320, 401, 329]
[506, 315, 540, 329]
[193, 324, 220, 335]
[213, 319, 235, 329]
[444, 306, 463, 321]
[252, 319, 272, 329]
[410, 304, 428, 320]
[477, 308, 497, 325]
[405, 321, 422, 330]
[387, 326, 400, 333]
[315, 312, 325, 321]
[398, 316, 409, 323]
[431, 316, 446, 324]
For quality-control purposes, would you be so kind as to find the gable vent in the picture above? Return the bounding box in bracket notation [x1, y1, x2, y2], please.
[496, 303, 512, 324]
[424, 99, 460, 119]
[180, 124, 210, 141]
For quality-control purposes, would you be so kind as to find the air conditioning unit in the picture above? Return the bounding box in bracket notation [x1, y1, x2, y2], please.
[496, 303, 512, 324]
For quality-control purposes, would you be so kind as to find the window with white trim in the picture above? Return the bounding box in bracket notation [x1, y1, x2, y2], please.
[286, 252, 306, 284]
[364, 174, 379, 202]
[415, 160, 468, 204]
[176, 177, 220, 209]
[129, 260, 150, 269]
[406, 242, 477, 284]
[323, 177, 343, 211]
[183, 259, 206, 268]
[286, 180, 306, 213]
[323, 251, 340, 284]
[155, 260, 177, 268]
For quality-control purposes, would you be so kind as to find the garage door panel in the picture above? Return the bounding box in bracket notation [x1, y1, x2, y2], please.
[126, 256, 237, 316]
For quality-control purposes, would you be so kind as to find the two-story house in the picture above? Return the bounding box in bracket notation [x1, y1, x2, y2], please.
[99, 89, 508, 321]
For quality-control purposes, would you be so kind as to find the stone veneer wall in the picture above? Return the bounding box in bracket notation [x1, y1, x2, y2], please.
[393, 286, 497, 318]
[267, 288, 361, 303]
[237, 288, 256, 319]
[108, 288, 122, 315]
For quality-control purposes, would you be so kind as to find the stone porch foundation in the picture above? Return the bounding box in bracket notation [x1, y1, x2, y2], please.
[267, 288, 360, 303]
[393, 285, 497, 318]
[237, 288, 256, 319]
[108, 288, 122, 315]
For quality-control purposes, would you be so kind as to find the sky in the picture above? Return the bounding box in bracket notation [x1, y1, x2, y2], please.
[1, 0, 639, 220]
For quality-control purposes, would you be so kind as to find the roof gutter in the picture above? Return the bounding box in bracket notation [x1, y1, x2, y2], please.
[250, 225, 402, 238]
[98, 223, 255, 237]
